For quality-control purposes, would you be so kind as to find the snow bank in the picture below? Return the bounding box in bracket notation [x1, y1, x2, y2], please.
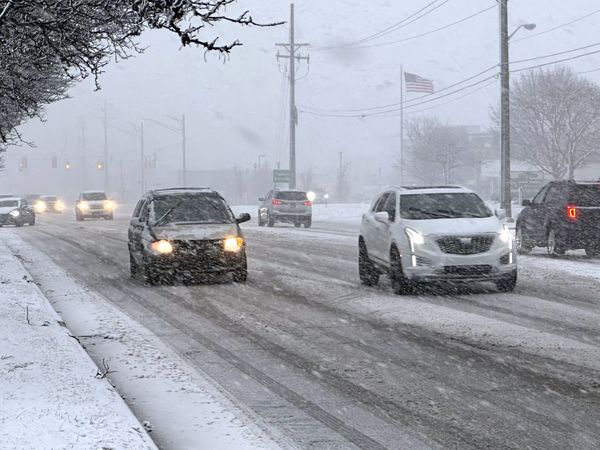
[0, 240, 157, 450]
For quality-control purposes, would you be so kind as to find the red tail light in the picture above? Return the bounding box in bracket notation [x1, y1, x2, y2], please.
[566, 204, 578, 221]
[272, 199, 283, 206]
[303, 201, 312, 206]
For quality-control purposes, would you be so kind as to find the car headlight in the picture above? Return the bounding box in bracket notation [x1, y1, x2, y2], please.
[78, 201, 89, 211]
[9, 210, 20, 218]
[55, 200, 65, 211]
[34, 201, 47, 213]
[224, 236, 244, 253]
[405, 228, 425, 248]
[104, 200, 115, 210]
[499, 226, 513, 246]
[150, 240, 173, 255]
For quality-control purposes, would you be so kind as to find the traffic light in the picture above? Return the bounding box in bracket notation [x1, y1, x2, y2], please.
[18, 156, 28, 171]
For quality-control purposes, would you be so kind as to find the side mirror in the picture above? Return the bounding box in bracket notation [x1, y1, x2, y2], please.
[522, 199, 532, 207]
[258, 197, 265, 202]
[374, 211, 391, 222]
[495, 208, 507, 220]
[236, 213, 251, 224]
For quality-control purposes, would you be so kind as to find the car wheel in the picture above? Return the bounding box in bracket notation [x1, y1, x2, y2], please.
[15, 221, 24, 228]
[390, 246, 414, 295]
[515, 225, 532, 255]
[585, 245, 600, 258]
[267, 214, 275, 227]
[28, 217, 36, 226]
[232, 253, 248, 282]
[358, 239, 379, 287]
[304, 220, 312, 228]
[258, 213, 264, 227]
[76, 212, 83, 221]
[105, 214, 113, 220]
[546, 227, 565, 257]
[294, 221, 301, 228]
[495, 269, 517, 292]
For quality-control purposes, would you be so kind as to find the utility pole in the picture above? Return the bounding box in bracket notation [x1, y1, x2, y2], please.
[103, 100, 109, 193]
[80, 119, 87, 192]
[400, 65, 405, 186]
[499, 0, 512, 218]
[182, 114, 187, 187]
[276, 3, 309, 189]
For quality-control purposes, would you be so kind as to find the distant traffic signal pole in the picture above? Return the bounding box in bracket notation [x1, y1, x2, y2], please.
[276, 3, 309, 189]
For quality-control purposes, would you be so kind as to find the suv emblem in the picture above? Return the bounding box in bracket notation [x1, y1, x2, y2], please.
[459, 237, 472, 245]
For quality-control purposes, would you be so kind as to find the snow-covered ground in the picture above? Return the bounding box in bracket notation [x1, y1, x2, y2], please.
[0, 240, 157, 450]
[2, 231, 284, 450]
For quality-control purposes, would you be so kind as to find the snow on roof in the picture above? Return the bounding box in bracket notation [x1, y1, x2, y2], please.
[392, 186, 472, 195]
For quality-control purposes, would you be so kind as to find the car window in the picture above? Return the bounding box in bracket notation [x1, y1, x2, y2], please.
[138, 201, 149, 221]
[0, 200, 18, 208]
[373, 193, 390, 213]
[532, 186, 549, 205]
[275, 191, 307, 201]
[383, 192, 396, 219]
[82, 192, 107, 201]
[151, 194, 234, 225]
[543, 186, 562, 204]
[133, 200, 145, 218]
[399, 193, 492, 220]
[569, 185, 600, 206]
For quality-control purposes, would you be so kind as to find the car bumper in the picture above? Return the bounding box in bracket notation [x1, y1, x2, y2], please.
[271, 212, 311, 220]
[147, 250, 246, 274]
[80, 210, 112, 217]
[403, 248, 517, 282]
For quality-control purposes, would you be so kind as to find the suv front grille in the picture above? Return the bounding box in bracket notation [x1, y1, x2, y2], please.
[436, 235, 494, 255]
[444, 265, 492, 276]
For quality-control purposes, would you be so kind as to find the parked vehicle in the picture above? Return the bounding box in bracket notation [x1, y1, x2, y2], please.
[258, 189, 312, 228]
[128, 188, 250, 284]
[516, 180, 600, 257]
[359, 186, 517, 294]
[75, 191, 114, 220]
[0, 197, 36, 227]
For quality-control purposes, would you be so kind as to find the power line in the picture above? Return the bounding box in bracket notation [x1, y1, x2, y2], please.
[579, 67, 600, 75]
[340, 4, 497, 51]
[314, 0, 448, 51]
[510, 48, 600, 74]
[512, 8, 600, 44]
[510, 41, 600, 65]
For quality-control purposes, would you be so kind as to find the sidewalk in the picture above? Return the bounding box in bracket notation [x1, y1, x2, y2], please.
[0, 240, 157, 450]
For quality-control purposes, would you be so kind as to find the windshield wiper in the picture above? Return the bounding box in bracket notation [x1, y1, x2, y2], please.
[154, 200, 183, 226]
[406, 207, 451, 219]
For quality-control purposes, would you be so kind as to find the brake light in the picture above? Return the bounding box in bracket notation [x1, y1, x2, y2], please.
[272, 199, 283, 206]
[303, 201, 312, 206]
[566, 204, 578, 221]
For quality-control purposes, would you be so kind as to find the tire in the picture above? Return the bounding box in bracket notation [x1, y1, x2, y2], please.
[267, 214, 275, 227]
[304, 220, 312, 229]
[28, 217, 36, 226]
[129, 253, 139, 279]
[495, 270, 517, 292]
[258, 213, 264, 227]
[15, 220, 24, 228]
[515, 225, 532, 255]
[294, 222, 301, 228]
[232, 253, 248, 282]
[104, 214, 113, 220]
[585, 245, 600, 258]
[546, 227, 565, 257]
[76, 212, 83, 221]
[390, 246, 414, 295]
[358, 239, 379, 287]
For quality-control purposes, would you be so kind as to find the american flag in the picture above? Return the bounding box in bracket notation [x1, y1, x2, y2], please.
[404, 72, 434, 93]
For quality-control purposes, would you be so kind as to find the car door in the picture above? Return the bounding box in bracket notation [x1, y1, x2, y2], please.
[364, 192, 392, 263]
[529, 185, 555, 242]
[521, 185, 548, 241]
[377, 192, 397, 264]
[20, 199, 33, 221]
[129, 200, 147, 258]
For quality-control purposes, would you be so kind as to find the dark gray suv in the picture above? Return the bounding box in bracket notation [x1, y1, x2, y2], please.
[128, 188, 251, 284]
[258, 189, 312, 228]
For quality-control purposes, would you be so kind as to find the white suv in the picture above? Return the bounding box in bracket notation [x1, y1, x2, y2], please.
[359, 186, 517, 294]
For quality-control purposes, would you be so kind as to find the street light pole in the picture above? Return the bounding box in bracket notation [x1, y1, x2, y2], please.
[499, 0, 511, 218]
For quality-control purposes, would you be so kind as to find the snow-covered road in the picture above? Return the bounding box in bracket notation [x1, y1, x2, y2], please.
[7, 212, 600, 449]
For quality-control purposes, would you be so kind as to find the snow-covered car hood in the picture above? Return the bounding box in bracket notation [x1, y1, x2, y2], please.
[152, 223, 239, 241]
[404, 216, 502, 237]
[0, 207, 19, 215]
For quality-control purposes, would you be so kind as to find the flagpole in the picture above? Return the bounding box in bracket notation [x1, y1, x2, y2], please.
[400, 65, 405, 186]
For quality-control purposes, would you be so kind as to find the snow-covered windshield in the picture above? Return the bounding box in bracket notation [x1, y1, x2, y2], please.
[276, 191, 308, 201]
[152, 194, 234, 225]
[0, 200, 18, 208]
[41, 196, 57, 201]
[82, 193, 107, 201]
[400, 193, 493, 220]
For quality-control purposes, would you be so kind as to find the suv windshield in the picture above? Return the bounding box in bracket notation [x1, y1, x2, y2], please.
[42, 196, 57, 201]
[400, 193, 492, 220]
[152, 194, 234, 225]
[0, 200, 18, 208]
[570, 185, 600, 207]
[275, 191, 307, 201]
[82, 192, 107, 201]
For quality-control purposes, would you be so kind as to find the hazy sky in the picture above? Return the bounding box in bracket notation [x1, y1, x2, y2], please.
[4, 0, 600, 193]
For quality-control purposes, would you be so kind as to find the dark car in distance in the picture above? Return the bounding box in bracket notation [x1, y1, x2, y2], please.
[258, 189, 312, 228]
[0, 198, 36, 227]
[516, 180, 600, 257]
[128, 188, 251, 284]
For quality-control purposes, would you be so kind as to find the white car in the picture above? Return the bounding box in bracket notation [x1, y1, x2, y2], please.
[359, 186, 517, 294]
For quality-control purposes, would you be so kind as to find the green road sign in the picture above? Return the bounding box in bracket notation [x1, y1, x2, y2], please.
[273, 169, 291, 183]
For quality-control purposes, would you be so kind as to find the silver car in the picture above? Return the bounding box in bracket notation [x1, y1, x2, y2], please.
[258, 190, 312, 228]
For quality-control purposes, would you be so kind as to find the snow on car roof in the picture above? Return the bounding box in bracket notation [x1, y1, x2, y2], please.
[151, 187, 217, 196]
[82, 190, 106, 194]
[391, 186, 473, 195]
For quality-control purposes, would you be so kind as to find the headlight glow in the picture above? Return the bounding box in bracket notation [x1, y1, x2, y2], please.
[78, 201, 89, 211]
[55, 200, 65, 211]
[150, 240, 173, 255]
[405, 228, 425, 247]
[34, 201, 47, 213]
[224, 236, 244, 253]
[306, 191, 317, 202]
[104, 200, 115, 211]
[499, 226, 513, 246]
[9, 210, 20, 218]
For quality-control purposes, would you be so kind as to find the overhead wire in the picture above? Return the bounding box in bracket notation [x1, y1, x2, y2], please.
[512, 8, 600, 44]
